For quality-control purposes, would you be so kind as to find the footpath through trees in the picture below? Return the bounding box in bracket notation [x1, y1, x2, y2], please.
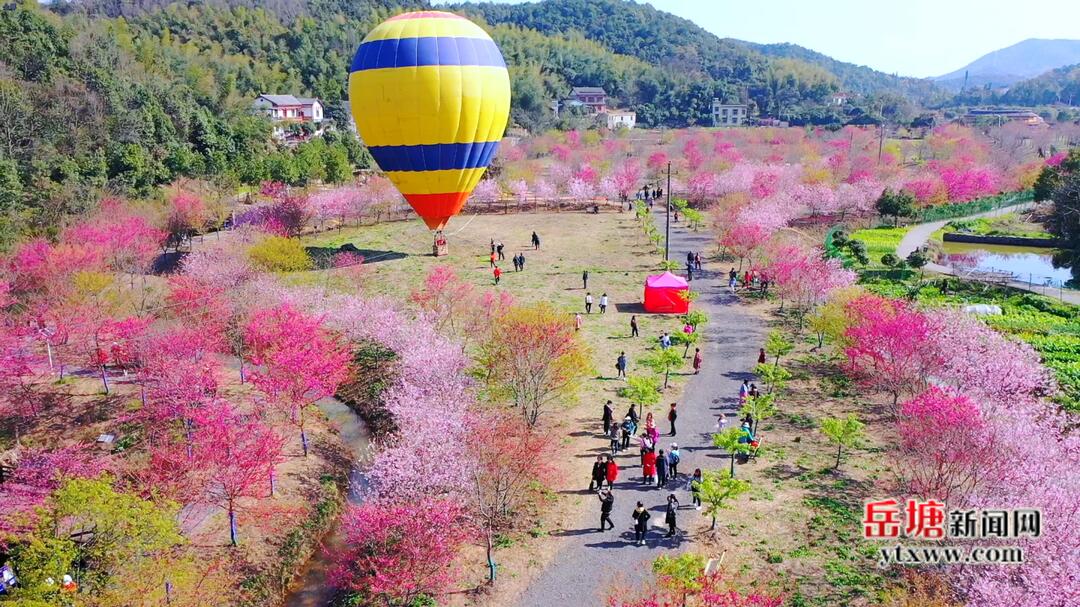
[511, 207, 767, 606]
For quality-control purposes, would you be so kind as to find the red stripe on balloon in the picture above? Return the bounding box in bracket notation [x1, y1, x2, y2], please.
[386, 11, 466, 22]
[404, 192, 471, 230]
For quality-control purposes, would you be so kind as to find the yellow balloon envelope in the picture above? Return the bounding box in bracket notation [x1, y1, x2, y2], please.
[349, 11, 511, 230]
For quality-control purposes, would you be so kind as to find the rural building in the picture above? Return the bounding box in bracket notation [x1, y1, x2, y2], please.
[712, 99, 748, 126]
[253, 95, 325, 124]
[601, 109, 637, 130]
[568, 86, 608, 114]
[831, 92, 853, 106]
[962, 108, 1045, 126]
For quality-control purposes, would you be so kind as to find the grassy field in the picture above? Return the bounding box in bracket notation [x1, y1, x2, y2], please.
[845, 226, 911, 267]
[943, 212, 1054, 239]
[302, 210, 697, 400]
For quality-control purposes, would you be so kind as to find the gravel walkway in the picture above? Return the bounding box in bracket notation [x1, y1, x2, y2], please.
[513, 208, 767, 606]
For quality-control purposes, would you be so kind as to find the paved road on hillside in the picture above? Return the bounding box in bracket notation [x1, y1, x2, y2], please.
[895, 202, 1080, 304]
[512, 208, 767, 606]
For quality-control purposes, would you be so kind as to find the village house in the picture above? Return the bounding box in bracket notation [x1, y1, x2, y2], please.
[600, 109, 636, 130]
[253, 94, 325, 124]
[567, 86, 608, 114]
[711, 98, 748, 127]
[253, 94, 326, 142]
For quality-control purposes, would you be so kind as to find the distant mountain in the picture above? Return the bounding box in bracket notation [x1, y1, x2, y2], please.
[936, 38, 1080, 90]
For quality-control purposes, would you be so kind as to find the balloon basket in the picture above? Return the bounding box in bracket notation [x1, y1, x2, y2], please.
[433, 233, 448, 257]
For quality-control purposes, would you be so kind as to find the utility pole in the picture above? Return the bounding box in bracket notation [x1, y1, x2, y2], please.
[665, 161, 672, 261]
[877, 120, 886, 164]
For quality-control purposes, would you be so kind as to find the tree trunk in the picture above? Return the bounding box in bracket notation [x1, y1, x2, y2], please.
[229, 506, 239, 546]
[486, 528, 497, 583]
[730, 453, 736, 477]
[300, 408, 309, 456]
[835, 444, 842, 469]
[664, 370, 670, 389]
[710, 514, 716, 530]
[100, 365, 110, 394]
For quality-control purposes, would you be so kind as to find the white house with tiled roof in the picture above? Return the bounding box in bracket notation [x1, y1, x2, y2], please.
[253, 94, 324, 124]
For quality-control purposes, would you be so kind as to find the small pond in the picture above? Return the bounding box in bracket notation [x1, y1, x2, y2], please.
[941, 242, 1076, 288]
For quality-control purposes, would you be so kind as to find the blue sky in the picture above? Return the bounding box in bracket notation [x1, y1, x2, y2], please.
[440, 0, 1080, 78]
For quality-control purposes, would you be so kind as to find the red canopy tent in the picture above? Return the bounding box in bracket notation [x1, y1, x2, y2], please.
[643, 272, 689, 314]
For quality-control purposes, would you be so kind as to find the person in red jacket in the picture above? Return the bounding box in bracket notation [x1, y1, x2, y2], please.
[605, 455, 618, 489]
[493, 265, 502, 285]
[642, 449, 657, 485]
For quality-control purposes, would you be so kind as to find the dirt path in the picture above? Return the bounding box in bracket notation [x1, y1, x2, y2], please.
[512, 209, 767, 606]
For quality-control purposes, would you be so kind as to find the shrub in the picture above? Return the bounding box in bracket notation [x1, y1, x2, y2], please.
[247, 236, 313, 272]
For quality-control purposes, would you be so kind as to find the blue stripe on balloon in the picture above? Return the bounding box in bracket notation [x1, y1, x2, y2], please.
[351, 36, 506, 71]
[368, 141, 502, 172]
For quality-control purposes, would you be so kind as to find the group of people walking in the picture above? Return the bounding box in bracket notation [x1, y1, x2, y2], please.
[489, 237, 530, 284]
[584, 291, 608, 314]
[595, 399, 702, 545]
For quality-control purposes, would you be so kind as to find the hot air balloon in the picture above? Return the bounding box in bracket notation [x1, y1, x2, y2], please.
[349, 11, 511, 252]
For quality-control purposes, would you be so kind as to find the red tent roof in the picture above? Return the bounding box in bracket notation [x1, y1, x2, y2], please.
[645, 272, 688, 289]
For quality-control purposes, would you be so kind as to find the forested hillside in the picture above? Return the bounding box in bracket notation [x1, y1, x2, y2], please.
[458, 0, 943, 124]
[0, 0, 942, 249]
[1004, 63, 1080, 106]
[0, 0, 427, 246]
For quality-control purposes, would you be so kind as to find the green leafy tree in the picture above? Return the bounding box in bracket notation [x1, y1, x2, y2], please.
[881, 252, 900, 268]
[846, 239, 870, 265]
[618, 375, 661, 409]
[739, 393, 777, 436]
[247, 236, 314, 272]
[906, 249, 929, 277]
[764, 329, 793, 369]
[711, 427, 751, 477]
[651, 553, 708, 602]
[682, 310, 708, 331]
[671, 329, 700, 358]
[324, 143, 352, 183]
[9, 477, 182, 599]
[820, 414, 865, 469]
[753, 362, 791, 395]
[875, 188, 917, 226]
[640, 348, 684, 389]
[1034, 165, 1062, 202]
[695, 470, 750, 531]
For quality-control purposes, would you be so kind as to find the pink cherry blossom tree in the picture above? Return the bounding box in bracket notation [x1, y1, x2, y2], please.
[896, 387, 1002, 505]
[568, 178, 596, 202]
[611, 160, 643, 201]
[472, 178, 503, 204]
[843, 295, 943, 412]
[244, 304, 350, 456]
[191, 399, 286, 545]
[331, 498, 467, 605]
